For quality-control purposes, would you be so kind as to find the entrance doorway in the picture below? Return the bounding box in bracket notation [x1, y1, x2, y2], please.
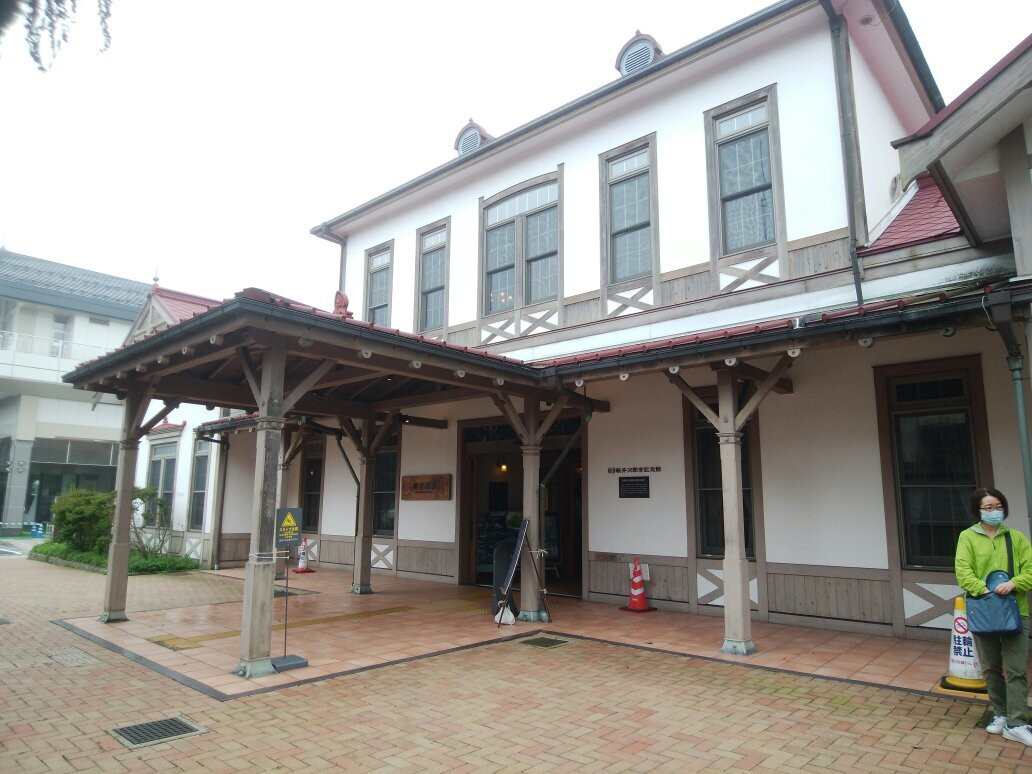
[460, 417, 583, 597]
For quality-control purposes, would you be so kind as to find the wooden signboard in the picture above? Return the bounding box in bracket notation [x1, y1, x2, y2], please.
[401, 474, 452, 501]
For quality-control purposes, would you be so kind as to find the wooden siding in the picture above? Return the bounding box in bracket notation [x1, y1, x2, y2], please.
[588, 559, 690, 603]
[767, 570, 892, 623]
[785, 235, 851, 278]
[218, 533, 250, 566]
[563, 297, 601, 326]
[319, 536, 354, 566]
[396, 544, 455, 577]
[660, 271, 711, 306]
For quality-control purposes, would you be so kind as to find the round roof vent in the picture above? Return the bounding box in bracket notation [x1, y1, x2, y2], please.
[454, 119, 494, 156]
[616, 31, 664, 77]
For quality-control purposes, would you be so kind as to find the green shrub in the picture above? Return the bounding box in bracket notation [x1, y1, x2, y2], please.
[29, 541, 199, 574]
[29, 541, 107, 568]
[50, 489, 116, 553]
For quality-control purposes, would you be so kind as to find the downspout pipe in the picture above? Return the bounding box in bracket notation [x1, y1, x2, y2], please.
[820, 0, 864, 306]
[988, 293, 1032, 528]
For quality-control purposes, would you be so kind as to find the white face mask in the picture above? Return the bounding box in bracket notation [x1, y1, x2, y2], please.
[981, 510, 1005, 527]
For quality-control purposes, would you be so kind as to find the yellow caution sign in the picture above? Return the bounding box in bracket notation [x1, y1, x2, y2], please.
[276, 508, 302, 547]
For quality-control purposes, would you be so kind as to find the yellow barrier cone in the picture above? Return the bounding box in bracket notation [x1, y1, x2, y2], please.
[937, 596, 987, 696]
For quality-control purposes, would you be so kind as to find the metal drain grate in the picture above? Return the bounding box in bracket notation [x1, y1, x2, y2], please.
[110, 717, 204, 749]
[519, 637, 568, 649]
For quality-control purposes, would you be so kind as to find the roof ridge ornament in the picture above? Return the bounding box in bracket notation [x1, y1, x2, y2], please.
[334, 290, 354, 319]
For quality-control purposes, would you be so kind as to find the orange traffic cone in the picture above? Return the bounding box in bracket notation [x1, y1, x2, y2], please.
[621, 556, 656, 612]
[292, 537, 315, 574]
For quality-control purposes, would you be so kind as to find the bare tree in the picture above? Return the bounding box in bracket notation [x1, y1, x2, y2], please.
[0, 0, 112, 71]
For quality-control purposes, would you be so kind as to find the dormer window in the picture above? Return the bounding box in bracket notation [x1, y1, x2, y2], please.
[454, 119, 494, 156]
[615, 31, 663, 77]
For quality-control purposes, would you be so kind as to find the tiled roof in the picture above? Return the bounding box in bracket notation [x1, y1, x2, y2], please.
[859, 174, 960, 256]
[148, 421, 186, 434]
[236, 288, 525, 366]
[0, 249, 150, 311]
[152, 286, 221, 323]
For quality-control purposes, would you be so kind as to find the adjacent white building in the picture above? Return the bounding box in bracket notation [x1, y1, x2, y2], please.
[0, 249, 149, 532]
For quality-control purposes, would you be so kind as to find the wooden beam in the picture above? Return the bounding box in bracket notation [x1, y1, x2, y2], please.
[236, 346, 261, 403]
[709, 360, 793, 395]
[371, 386, 482, 412]
[534, 394, 569, 444]
[369, 410, 400, 455]
[733, 354, 793, 432]
[136, 400, 179, 439]
[667, 373, 720, 430]
[561, 387, 610, 414]
[397, 415, 448, 430]
[283, 358, 336, 412]
[339, 417, 364, 453]
[491, 393, 530, 445]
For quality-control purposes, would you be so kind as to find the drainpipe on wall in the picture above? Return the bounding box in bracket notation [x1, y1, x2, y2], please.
[988, 293, 1032, 528]
[821, 0, 865, 307]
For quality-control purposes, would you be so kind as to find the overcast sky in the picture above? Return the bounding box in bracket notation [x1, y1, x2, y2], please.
[0, 1, 1029, 310]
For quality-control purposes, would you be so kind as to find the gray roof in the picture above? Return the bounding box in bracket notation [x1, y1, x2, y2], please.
[0, 249, 151, 320]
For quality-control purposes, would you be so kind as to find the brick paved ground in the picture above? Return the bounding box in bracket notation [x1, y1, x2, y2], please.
[2, 558, 1031, 772]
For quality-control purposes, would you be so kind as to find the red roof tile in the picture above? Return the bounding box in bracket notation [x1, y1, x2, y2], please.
[153, 286, 222, 323]
[149, 420, 186, 434]
[859, 174, 960, 256]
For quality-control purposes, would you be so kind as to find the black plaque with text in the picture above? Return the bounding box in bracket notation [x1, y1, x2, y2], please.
[619, 476, 650, 498]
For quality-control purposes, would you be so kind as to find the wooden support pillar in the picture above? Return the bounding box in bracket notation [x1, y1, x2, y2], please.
[236, 344, 286, 679]
[99, 386, 147, 623]
[716, 368, 754, 655]
[351, 450, 376, 594]
[518, 398, 548, 622]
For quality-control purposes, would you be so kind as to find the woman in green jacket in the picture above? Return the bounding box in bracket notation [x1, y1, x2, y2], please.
[955, 487, 1032, 745]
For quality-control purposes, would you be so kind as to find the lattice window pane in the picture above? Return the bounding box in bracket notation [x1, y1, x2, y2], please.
[610, 173, 650, 232]
[526, 254, 558, 304]
[611, 225, 652, 282]
[722, 189, 774, 253]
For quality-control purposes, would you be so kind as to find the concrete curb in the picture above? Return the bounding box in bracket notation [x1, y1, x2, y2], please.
[27, 552, 106, 574]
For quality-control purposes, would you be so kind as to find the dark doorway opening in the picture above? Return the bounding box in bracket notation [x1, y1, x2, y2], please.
[460, 417, 583, 597]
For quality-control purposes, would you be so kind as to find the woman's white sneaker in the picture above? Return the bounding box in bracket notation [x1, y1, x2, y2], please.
[1002, 725, 1032, 745]
[986, 715, 1007, 734]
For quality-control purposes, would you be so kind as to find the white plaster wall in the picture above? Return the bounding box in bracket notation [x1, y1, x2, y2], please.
[338, 8, 852, 329]
[221, 430, 256, 534]
[398, 424, 457, 543]
[321, 431, 358, 537]
[587, 373, 688, 556]
[759, 349, 888, 568]
[849, 36, 908, 239]
[760, 326, 1030, 568]
[34, 397, 124, 438]
[133, 404, 221, 532]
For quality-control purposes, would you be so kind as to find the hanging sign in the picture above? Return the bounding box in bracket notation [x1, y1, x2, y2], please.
[276, 508, 302, 547]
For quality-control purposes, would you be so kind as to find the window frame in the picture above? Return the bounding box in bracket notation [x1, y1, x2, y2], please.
[874, 355, 993, 571]
[299, 436, 325, 533]
[684, 387, 761, 560]
[372, 431, 401, 539]
[478, 170, 563, 320]
[599, 133, 660, 292]
[704, 85, 787, 269]
[414, 217, 451, 337]
[146, 442, 177, 527]
[187, 438, 209, 532]
[364, 239, 394, 326]
[51, 313, 70, 357]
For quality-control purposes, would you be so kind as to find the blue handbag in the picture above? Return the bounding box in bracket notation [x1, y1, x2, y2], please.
[967, 532, 1023, 636]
